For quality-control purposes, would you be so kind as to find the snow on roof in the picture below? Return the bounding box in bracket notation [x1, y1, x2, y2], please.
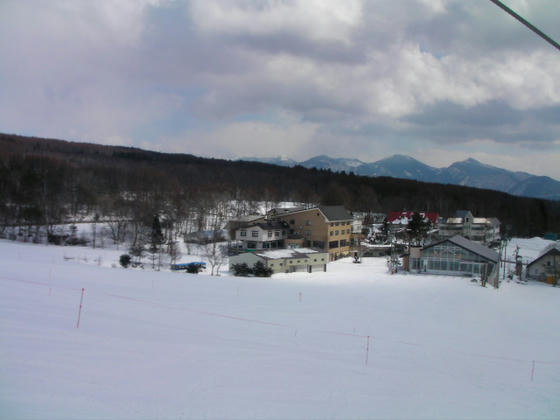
[387, 211, 438, 225]
[255, 248, 320, 259]
[529, 242, 560, 266]
[444, 218, 463, 224]
[426, 235, 499, 263]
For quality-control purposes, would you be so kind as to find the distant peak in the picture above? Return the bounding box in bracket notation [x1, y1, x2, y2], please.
[462, 158, 481, 164]
[381, 154, 416, 162]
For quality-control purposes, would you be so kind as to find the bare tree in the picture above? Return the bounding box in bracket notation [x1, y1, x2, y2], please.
[204, 241, 228, 276]
[167, 240, 181, 265]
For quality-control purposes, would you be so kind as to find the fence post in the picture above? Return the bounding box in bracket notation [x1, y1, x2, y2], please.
[365, 335, 371, 366]
[76, 288, 85, 328]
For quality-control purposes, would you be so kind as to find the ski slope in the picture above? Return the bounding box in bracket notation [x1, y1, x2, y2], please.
[1, 239, 559, 419]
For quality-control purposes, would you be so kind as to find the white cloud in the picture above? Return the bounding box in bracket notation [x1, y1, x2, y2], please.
[164, 119, 319, 159]
[1, 0, 560, 178]
[190, 0, 363, 44]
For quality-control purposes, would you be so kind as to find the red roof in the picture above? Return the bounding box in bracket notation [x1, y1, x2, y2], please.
[387, 211, 439, 225]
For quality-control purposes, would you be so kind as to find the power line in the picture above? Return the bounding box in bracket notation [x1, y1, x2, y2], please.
[488, 0, 560, 51]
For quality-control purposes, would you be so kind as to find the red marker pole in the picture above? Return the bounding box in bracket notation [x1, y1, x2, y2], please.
[76, 288, 85, 328]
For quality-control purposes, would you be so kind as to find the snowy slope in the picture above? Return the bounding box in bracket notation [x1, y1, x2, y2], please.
[1, 240, 560, 419]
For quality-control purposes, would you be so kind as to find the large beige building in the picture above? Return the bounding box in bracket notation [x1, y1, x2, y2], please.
[267, 206, 353, 261]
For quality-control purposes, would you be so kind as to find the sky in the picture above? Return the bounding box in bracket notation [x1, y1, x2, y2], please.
[1, 0, 559, 178]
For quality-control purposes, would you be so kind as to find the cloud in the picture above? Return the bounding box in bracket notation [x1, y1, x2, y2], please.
[0, 0, 559, 178]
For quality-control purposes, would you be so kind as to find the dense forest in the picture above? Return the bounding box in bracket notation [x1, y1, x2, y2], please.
[1, 133, 559, 240]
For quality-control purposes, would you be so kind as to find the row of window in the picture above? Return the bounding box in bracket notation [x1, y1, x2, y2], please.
[330, 221, 351, 227]
[328, 239, 348, 249]
[426, 259, 486, 274]
[329, 229, 351, 236]
[240, 230, 282, 238]
[269, 257, 326, 268]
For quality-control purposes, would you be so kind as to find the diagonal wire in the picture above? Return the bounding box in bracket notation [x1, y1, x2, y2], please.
[488, 0, 560, 51]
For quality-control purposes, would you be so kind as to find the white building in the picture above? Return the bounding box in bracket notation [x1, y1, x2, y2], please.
[234, 221, 288, 251]
[438, 210, 500, 244]
[229, 248, 328, 274]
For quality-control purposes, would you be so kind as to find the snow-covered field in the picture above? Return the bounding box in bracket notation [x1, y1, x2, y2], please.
[1, 239, 560, 419]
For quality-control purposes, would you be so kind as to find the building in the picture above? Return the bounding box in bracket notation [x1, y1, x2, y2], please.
[225, 215, 265, 239]
[234, 220, 288, 251]
[267, 205, 353, 261]
[526, 243, 560, 285]
[229, 248, 328, 274]
[408, 235, 500, 285]
[438, 210, 500, 245]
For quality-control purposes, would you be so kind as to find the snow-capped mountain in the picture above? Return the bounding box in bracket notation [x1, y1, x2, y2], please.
[300, 155, 365, 172]
[242, 155, 560, 200]
[239, 156, 298, 167]
[355, 154, 440, 182]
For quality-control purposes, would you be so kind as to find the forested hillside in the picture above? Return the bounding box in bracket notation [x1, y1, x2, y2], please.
[1, 133, 559, 237]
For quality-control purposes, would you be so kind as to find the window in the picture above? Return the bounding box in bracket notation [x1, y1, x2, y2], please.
[329, 240, 339, 249]
[330, 223, 334, 227]
[275, 231, 280, 237]
[305, 230, 312, 238]
[268, 231, 273, 238]
[305, 220, 311, 226]
[240, 230, 247, 237]
[330, 231, 334, 236]
[290, 219, 295, 225]
[251, 231, 258, 238]
[335, 222, 340, 226]
[340, 239, 347, 247]
[335, 230, 339, 235]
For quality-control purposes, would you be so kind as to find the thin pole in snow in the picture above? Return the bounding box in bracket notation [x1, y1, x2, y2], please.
[76, 288, 85, 329]
[365, 335, 371, 366]
[531, 360, 535, 382]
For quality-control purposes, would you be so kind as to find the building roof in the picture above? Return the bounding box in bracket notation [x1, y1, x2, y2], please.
[387, 211, 439, 225]
[252, 221, 287, 230]
[318, 205, 353, 221]
[423, 235, 499, 263]
[267, 205, 352, 222]
[455, 210, 472, 219]
[254, 248, 323, 260]
[268, 206, 308, 215]
[527, 243, 560, 268]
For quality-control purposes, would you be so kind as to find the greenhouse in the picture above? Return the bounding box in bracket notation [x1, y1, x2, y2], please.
[409, 235, 499, 279]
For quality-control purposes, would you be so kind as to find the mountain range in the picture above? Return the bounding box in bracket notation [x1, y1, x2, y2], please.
[240, 154, 560, 200]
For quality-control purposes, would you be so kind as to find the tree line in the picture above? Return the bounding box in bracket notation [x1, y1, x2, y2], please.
[1, 132, 559, 240]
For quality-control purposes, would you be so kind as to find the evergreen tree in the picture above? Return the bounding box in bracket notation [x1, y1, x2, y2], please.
[407, 212, 429, 246]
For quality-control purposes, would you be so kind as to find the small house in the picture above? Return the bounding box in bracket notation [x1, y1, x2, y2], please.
[526, 243, 560, 285]
[229, 248, 328, 274]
